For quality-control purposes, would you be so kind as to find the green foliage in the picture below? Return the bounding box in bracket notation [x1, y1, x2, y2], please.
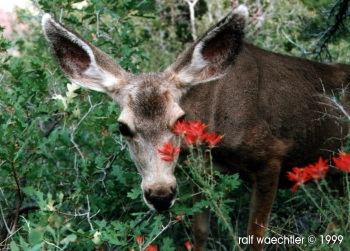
[0, 0, 350, 250]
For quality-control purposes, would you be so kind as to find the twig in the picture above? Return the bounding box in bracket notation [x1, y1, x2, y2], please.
[11, 162, 23, 201]
[70, 96, 102, 160]
[44, 240, 64, 250]
[184, 0, 199, 41]
[281, 30, 309, 56]
[141, 217, 177, 250]
[326, 96, 350, 120]
[8, 161, 23, 236]
[132, 210, 154, 229]
[58, 195, 99, 231]
[85, 195, 94, 231]
[314, 0, 350, 60]
[0, 203, 11, 235]
[96, 11, 100, 37]
[0, 187, 9, 206]
[94, 154, 118, 193]
[0, 227, 23, 246]
[73, 153, 79, 183]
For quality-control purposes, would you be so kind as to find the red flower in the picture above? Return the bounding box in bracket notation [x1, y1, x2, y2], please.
[188, 121, 206, 137]
[158, 142, 180, 162]
[287, 167, 311, 192]
[172, 119, 223, 147]
[173, 120, 189, 136]
[203, 132, 223, 148]
[135, 235, 144, 245]
[184, 240, 193, 250]
[333, 152, 350, 173]
[184, 133, 198, 145]
[287, 157, 329, 192]
[144, 244, 158, 251]
[183, 121, 207, 146]
[305, 157, 329, 180]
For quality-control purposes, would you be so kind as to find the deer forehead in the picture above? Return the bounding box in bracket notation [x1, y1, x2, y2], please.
[117, 74, 184, 129]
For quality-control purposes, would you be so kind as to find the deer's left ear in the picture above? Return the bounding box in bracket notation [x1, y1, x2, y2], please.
[166, 5, 248, 87]
[42, 14, 129, 93]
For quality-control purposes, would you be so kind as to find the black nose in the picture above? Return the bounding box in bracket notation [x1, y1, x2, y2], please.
[145, 187, 176, 212]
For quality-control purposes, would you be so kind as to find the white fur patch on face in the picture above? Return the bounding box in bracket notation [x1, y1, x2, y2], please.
[168, 103, 185, 128]
[117, 108, 136, 132]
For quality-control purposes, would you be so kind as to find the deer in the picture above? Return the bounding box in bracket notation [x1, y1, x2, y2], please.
[42, 5, 350, 251]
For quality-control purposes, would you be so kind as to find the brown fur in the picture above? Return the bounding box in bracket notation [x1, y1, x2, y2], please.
[132, 77, 167, 120]
[181, 42, 350, 250]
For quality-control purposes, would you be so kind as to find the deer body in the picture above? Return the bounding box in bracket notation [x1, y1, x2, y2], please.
[180, 42, 349, 250]
[182, 42, 349, 176]
[42, 6, 350, 250]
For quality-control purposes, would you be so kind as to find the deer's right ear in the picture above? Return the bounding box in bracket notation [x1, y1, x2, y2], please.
[42, 14, 128, 93]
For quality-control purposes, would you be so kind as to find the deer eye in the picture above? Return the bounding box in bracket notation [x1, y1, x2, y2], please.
[118, 122, 134, 137]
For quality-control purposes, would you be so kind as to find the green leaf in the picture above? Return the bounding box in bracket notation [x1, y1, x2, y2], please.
[10, 241, 20, 251]
[30, 243, 42, 251]
[60, 234, 77, 245]
[28, 229, 43, 245]
[23, 187, 46, 210]
[127, 187, 141, 200]
[161, 237, 175, 251]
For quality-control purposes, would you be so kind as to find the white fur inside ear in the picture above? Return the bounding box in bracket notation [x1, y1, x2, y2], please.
[177, 42, 208, 83]
[42, 13, 52, 28]
[233, 4, 249, 19]
[42, 13, 119, 93]
[72, 64, 119, 92]
[42, 13, 96, 66]
[191, 42, 208, 70]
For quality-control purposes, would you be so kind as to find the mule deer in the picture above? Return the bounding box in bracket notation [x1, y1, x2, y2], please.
[42, 5, 350, 250]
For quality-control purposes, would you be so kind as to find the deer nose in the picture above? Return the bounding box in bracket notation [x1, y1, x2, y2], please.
[144, 186, 176, 212]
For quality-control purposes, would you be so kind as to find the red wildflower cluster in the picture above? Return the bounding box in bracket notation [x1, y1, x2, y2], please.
[287, 157, 329, 192]
[184, 240, 193, 250]
[135, 235, 144, 245]
[287, 167, 310, 193]
[287, 152, 350, 192]
[333, 152, 350, 173]
[144, 244, 158, 251]
[305, 157, 329, 180]
[173, 120, 223, 148]
[158, 143, 180, 162]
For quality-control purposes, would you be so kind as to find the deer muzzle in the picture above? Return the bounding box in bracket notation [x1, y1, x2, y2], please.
[144, 185, 177, 211]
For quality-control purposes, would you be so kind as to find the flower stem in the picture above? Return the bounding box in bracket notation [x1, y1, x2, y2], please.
[301, 185, 329, 219]
[315, 181, 338, 219]
[345, 173, 350, 228]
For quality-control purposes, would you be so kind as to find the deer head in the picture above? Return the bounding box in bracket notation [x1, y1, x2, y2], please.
[42, 5, 248, 212]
